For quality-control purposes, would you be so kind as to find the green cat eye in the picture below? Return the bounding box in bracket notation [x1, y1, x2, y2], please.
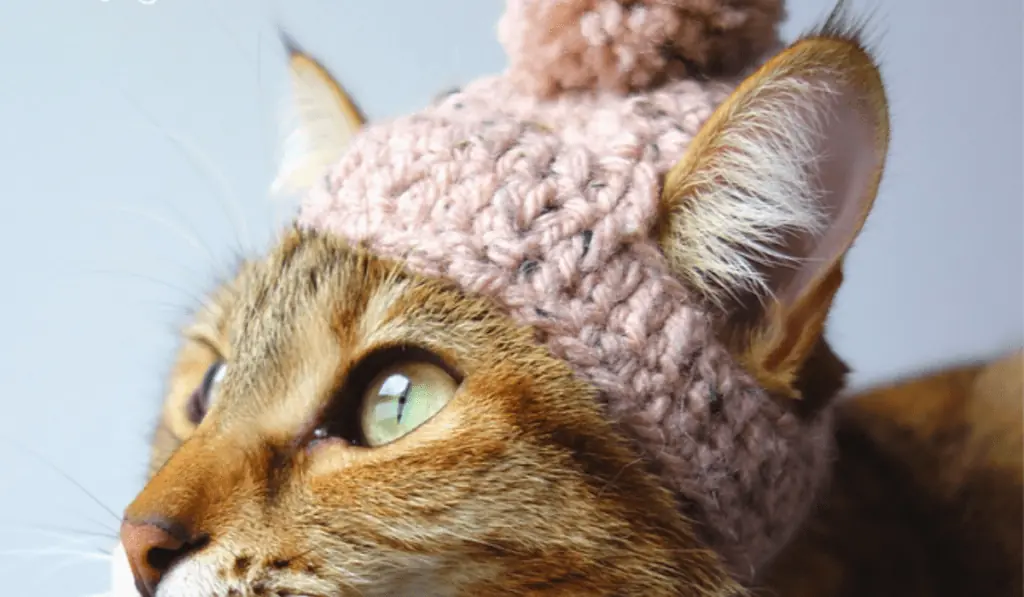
[358, 361, 458, 447]
[187, 360, 226, 424]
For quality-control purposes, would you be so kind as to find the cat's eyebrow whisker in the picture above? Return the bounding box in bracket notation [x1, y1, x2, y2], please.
[82, 259, 208, 304]
[84, 268, 206, 307]
[196, 0, 282, 246]
[254, 29, 277, 230]
[129, 299, 195, 321]
[154, 125, 253, 256]
[111, 84, 254, 260]
[88, 200, 221, 270]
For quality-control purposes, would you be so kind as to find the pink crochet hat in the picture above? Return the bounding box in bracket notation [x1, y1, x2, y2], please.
[288, 0, 874, 581]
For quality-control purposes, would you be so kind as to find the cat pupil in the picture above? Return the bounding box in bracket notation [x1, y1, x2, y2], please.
[201, 361, 224, 395]
[397, 394, 408, 423]
[187, 360, 225, 424]
[377, 374, 412, 423]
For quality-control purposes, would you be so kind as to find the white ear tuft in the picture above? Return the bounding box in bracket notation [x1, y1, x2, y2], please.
[657, 8, 890, 399]
[658, 18, 890, 313]
[271, 34, 366, 198]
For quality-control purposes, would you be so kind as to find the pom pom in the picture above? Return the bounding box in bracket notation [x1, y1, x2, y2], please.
[498, 0, 785, 98]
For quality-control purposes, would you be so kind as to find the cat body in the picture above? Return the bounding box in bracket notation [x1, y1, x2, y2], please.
[763, 350, 1023, 596]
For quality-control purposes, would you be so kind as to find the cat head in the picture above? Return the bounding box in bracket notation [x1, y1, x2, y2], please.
[112, 1, 889, 595]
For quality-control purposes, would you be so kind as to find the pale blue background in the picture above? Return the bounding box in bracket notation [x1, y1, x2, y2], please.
[0, 0, 1020, 594]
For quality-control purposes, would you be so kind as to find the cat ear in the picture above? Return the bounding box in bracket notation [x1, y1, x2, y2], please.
[656, 10, 890, 399]
[271, 34, 367, 197]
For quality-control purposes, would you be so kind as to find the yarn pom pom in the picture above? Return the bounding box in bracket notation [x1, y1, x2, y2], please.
[498, 0, 785, 98]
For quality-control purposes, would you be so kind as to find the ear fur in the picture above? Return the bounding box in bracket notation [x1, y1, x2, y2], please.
[271, 33, 366, 197]
[656, 4, 890, 400]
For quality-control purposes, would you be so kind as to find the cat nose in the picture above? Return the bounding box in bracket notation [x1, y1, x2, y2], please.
[119, 518, 201, 597]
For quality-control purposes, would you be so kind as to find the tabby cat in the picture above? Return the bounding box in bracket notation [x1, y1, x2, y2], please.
[106, 6, 1022, 597]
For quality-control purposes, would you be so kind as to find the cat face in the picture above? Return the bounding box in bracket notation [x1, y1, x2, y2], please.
[114, 230, 739, 596]
[110, 8, 890, 596]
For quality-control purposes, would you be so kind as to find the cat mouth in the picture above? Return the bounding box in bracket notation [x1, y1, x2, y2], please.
[109, 540, 368, 597]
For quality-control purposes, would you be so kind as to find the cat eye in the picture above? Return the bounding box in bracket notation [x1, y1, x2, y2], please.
[358, 362, 458, 446]
[186, 360, 226, 424]
[314, 354, 459, 448]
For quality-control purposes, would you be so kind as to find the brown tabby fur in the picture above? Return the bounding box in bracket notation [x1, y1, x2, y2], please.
[140, 233, 1024, 597]
[121, 10, 1023, 597]
[136, 230, 742, 596]
[760, 350, 1024, 597]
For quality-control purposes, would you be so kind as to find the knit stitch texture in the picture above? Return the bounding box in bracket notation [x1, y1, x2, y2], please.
[499, 0, 785, 98]
[298, 0, 832, 581]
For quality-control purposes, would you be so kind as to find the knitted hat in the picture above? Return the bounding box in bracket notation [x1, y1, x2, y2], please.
[279, 0, 889, 582]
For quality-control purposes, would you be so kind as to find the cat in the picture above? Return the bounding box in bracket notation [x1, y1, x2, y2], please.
[106, 6, 1022, 597]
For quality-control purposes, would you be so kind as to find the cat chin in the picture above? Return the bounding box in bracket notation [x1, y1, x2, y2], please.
[110, 541, 142, 597]
[107, 538, 450, 596]
[108, 542, 331, 597]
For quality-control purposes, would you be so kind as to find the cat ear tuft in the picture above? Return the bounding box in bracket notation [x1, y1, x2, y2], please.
[657, 6, 890, 398]
[271, 32, 366, 197]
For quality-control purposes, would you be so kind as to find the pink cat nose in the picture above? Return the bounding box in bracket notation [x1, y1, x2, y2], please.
[119, 518, 201, 597]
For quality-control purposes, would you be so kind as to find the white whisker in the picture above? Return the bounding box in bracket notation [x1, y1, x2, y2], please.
[20, 549, 114, 595]
[90, 200, 220, 269]
[152, 126, 252, 256]
[0, 547, 111, 561]
[195, 2, 282, 247]
[1, 527, 116, 543]
[1, 439, 123, 525]
[112, 85, 253, 258]
[159, 127, 253, 253]
[85, 268, 204, 306]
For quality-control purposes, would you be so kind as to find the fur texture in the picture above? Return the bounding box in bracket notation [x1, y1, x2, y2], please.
[106, 2, 1020, 596]
[125, 230, 744, 596]
[760, 350, 1024, 596]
